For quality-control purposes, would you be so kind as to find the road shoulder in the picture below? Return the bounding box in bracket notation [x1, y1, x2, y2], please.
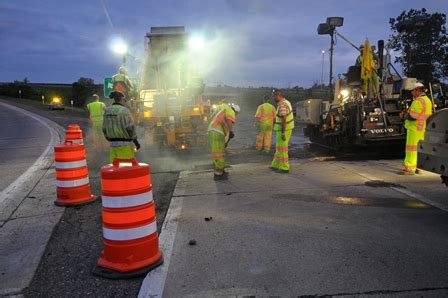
[0, 103, 65, 296]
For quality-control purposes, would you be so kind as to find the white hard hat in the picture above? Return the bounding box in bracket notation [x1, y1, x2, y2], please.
[412, 82, 425, 90]
[230, 103, 240, 113]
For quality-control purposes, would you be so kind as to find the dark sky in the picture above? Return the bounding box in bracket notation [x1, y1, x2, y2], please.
[0, 0, 446, 87]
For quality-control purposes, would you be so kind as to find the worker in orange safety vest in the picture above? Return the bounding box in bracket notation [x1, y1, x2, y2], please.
[254, 96, 275, 153]
[399, 82, 433, 175]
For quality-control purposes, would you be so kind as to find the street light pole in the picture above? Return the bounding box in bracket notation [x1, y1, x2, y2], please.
[329, 29, 335, 101]
[321, 50, 325, 90]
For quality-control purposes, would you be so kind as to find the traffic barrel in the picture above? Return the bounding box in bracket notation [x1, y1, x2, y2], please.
[93, 158, 163, 279]
[54, 141, 97, 206]
[65, 124, 83, 144]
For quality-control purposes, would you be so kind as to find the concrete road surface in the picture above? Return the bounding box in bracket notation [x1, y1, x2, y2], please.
[140, 159, 448, 297]
[0, 103, 52, 192]
[0, 101, 65, 296]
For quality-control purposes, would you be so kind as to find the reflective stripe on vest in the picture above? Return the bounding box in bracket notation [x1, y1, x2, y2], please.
[103, 221, 157, 241]
[102, 190, 154, 208]
[55, 160, 87, 169]
[274, 99, 294, 131]
[56, 177, 89, 188]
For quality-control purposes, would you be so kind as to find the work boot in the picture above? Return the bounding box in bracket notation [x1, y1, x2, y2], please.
[397, 170, 415, 176]
[415, 169, 423, 174]
[214, 172, 228, 181]
[269, 166, 277, 172]
[277, 169, 290, 174]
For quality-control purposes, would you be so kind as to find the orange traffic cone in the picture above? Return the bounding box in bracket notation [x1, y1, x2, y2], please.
[93, 158, 163, 279]
[65, 124, 83, 144]
[54, 141, 97, 206]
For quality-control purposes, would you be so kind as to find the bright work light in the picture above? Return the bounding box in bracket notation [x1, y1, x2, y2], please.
[113, 41, 128, 55]
[189, 36, 205, 50]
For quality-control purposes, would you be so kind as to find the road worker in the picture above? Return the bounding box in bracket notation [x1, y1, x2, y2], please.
[208, 103, 240, 180]
[112, 66, 133, 98]
[270, 89, 294, 173]
[399, 82, 433, 175]
[103, 91, 141, 163]
[255, 96, 275, 153]
[86, 94, 106, 149]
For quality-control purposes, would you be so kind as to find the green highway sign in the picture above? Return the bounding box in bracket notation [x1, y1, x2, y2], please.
[103, 77, 113, 98]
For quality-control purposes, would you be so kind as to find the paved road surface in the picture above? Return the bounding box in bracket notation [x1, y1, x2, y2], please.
[0, 103, 51, 191]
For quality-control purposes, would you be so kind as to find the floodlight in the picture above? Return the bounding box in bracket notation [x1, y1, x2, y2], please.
[113, 42, 128, 55]
[189, 36, 205, 50]
[318, 23, 331, 35]
[327, 17, 344, 27]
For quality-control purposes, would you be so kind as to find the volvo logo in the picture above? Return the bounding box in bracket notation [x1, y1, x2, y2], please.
[370, 128, 394, 134]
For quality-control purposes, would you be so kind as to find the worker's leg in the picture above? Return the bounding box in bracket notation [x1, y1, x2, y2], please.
[109, 144, 135, 164]
[92, 120, 103, 149]
[271, 130, 292, 171]
[209, 131, 225, 175]
[263, 125, 273, 153]
[403, 130, 422, 173]
[256, 126, 264, 152]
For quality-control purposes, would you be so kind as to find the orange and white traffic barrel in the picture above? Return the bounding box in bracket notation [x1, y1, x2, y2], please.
[93, 158, 163, 279]
[65, 124, 83, 144]
[54, 142, 97, 206]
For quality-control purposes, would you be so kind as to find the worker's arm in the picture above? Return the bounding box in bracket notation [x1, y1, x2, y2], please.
[279, 104, 287, 141]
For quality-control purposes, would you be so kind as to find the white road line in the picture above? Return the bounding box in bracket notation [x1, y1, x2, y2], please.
[0, 103, 60, 210]
[356, 171, 448, 212]
[138, 172, 189, 298]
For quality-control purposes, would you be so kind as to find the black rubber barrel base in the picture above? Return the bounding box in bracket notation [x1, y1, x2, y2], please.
[54, 195, 99, 207]
[92, 254, 164, 280]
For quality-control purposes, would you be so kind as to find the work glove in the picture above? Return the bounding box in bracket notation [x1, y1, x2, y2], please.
[133, 139, 141, 151]
[281, 133, 286, 141]
[229, 131, 235, 139]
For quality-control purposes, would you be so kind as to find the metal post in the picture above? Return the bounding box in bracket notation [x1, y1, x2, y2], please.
[321, 50, 325, 90]
[19, 90, 22, 99]
[42, 95, 45, 105]
[329, 30, 335, 102]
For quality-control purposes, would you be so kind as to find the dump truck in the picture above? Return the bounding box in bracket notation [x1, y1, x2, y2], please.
[137, 26, 209, 149]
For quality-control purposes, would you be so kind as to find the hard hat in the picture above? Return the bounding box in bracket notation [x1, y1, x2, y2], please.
[119, 66, 127, 74]
[109, 91, 125, 101]
[230, 103, 240, 113]
[411, 82, 425, 90]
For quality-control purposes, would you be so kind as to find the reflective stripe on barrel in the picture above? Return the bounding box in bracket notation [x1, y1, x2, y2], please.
[55, 160, 87, 169]
[102, 221, 157, 241]
[102, 190, 154, 208]
[56, 177, 89, 188]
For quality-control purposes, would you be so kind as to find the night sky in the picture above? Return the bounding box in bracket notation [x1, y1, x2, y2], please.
[0, 0, 446, 87]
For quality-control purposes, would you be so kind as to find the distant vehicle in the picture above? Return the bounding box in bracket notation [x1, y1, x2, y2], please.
[48, 97, 64, 110]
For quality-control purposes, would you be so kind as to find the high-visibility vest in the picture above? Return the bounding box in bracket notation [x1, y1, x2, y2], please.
[274, 99, 294, 131]
[405, 95, 433, 132]
[208, 107, 236, 136]
[255, 103, 275, 125]
[103, 103, 137, 144]
[87, 101, 106, 119]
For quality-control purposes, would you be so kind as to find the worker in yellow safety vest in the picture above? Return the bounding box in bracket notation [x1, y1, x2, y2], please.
[112, 66, 133, 98]
[255, 96, 276, 153]
[399, 82, 433, 175]
[103, 91, 141, 163]
[270, 89, 294, 173]
[86, 94, 106, 149]
[208, 103, 240, 180]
